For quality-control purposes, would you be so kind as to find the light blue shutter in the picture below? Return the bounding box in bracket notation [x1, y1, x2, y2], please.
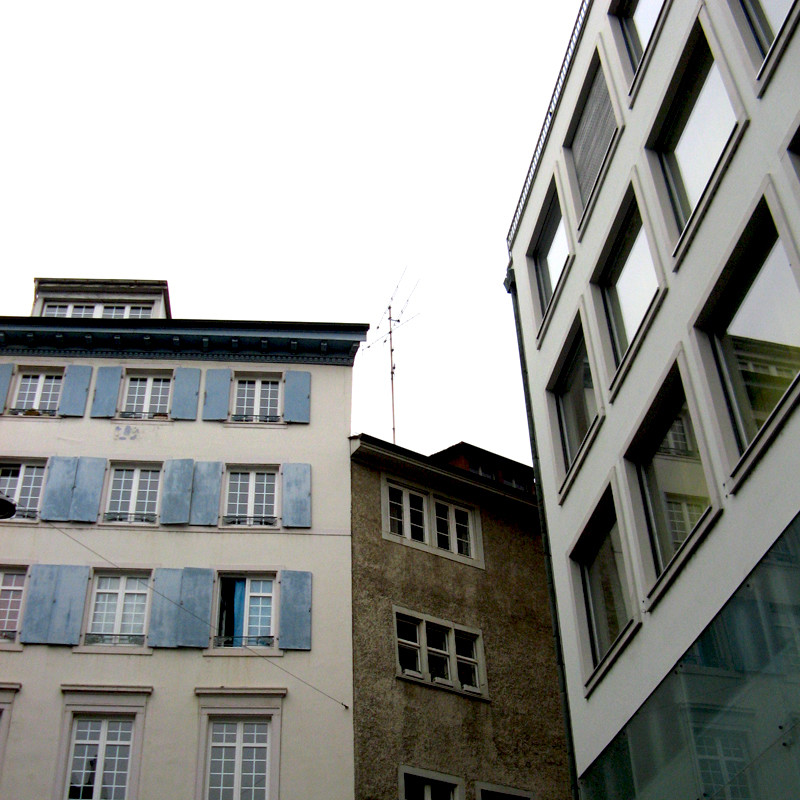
[161, 459, 194, 524]
[177, 567, 214, 647]
[0, 363, 12, 412]
[69, 457, 106, 522]
[90, 366, 123, 417]
[58, 365, 92, 417]
[20, 564, 90, 645]
[202, 369, 231, 421]
[189, 461, 223, 526]
[147, 568, 182, 648]
[284, 371, 311, 423]
[283, 463, 311, 528]
[171, 368, 201, 420]
[279, 570, 312, 650]
[40, 457, 79, 521]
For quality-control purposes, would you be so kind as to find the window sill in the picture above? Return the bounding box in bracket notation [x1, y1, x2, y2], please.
[223, 420, 286, 429]
[725, 371, 800, 496]
[643, 504, 723, 611]
[583, 615, 641, 698]
[73, 645, 154, 656]
[203, 647, 283, 658]
[557, 412, 605, 505]
[380, 531, 485, 570]
[396, 672, 489, 702]
[0, 641, 23, 652]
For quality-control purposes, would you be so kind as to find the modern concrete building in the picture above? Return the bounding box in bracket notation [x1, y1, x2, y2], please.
[0, 278, 367, 799]
[349, 435, 570, 800]
[504, 0, 800, 796]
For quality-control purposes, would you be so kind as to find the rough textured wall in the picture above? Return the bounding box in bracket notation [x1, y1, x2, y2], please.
[351, 462, 570, 800]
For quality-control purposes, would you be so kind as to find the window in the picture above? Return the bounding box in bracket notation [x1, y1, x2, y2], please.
[476, 786, 535, 800]
[601, 204, 659, 364]
[567, 61, 617, 208]
[43, 302, 152, 319]
[0, 570, 25, 642]
[740, 0, 793, 56]
[555, 331, 598, 470]
[618, 0, 663, 68]
[383, 480, 482, 565]
[708, 214, 800, 452]
[85, 573, 150, 646]
[105, 466, 161, 523]
[394, 608, 486, 697]
[530, 188, 571, 310]
[224, 470, 277, 526]
[692, 725, 753, 800]
[655, 33, 736, 230]
[400, 766, 465, 800]
[121, 374, 171, 419]
[573, 491, 633, 667]
[66, 717, 135, 799]
[215, 576, 275, 648]
[43, 303, 95, 318]
[637, 398, 711, 573]
[10, 371, 62, 415]
[0, 463, 45, 519]
[232, 377, 280, 422]
[196, 688, 283, 800]
[102, 305, 152, 319]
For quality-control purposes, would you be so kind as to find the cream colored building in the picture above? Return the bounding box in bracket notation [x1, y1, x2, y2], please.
[505, 0, 800, 796]
[0, 278, 367, 799]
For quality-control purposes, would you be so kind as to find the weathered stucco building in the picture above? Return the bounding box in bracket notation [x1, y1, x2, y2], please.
[350, 435, 570, 800]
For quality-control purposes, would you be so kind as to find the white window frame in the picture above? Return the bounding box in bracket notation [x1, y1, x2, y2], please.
[231, 375, 282, 423]
[0, 568, 26, 644]
[10, 369, 63, 416]
[381, 477, 484, 568]
[84, 572, 151, 648]
[398, 765, 466, 800]
[0, 683, 20, 776]
[42, 302, 153, 319]
[101, 304, 152, 319]
[223, 468, 279, 527]
[54, 685, 151, 800]
[213, 573, 279, 652]
[0, 462, 46, 520]
[104, 465, 161, 524]
[194, 688, 284, 800]
[121, 373, 172, 419]
[393, 606, 488, 698]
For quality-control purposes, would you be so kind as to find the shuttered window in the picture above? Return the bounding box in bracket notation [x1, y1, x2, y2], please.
[570, 64, 617, 207]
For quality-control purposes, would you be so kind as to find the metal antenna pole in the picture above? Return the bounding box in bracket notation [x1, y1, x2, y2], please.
[388, 304, 397, 444]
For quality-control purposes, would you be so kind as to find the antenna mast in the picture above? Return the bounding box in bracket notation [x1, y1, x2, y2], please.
[388, 304, 399, 444]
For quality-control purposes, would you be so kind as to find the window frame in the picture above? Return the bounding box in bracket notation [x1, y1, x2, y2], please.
[644, 14, 747, 267]
[42, 302, 153, 319]
[230, 374, 282, 424]
[120, 372, 172, 420]
[398, 764, 466, 800]
[380, 476, 484, 568]
[83, 572, 152, 650]
[393, 606, 488, 699]
[55, 685, 151, 800]
[223, 467, 279, 528]
[193, 687, 284, 800]
[475, 783, 535, 800]
[0, 567, 27, 646]
[0, 461, 46, 521]
[212, 572, 279, 653]
[692, 184, 800, 494]
[9, 368, 63, 416]
[0, 683, 19, 776]
[104, 464, 162, 525]
[562, 52, 622, 232]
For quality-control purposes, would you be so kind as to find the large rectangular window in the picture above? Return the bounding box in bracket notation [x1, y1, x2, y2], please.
[105, 466, 161, 524]
[0, 463, 45, 519]
[85, 574, 150, 646]
[232, 377, 280, 423]
[215, 575, 274, 648]
[11, 371, 62, 415]
[0, 570, 25, 642]
[66, 717, 134, 799]
[205, 720, 270, 800]
[122, 375, 171, 419]
[224, 470, 277, 527]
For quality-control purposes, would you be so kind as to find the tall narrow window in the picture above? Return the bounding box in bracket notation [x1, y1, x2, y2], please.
[215, 576, 274, 648]
[206, 720, 270, 800]
[224, 470, 277, 526]
[12, 372, 62, 415]
[122, 375, 171, 418]
[434, 501, 472, 557]
[105, 466, 161, 523]
[232, 378, 280, 422]
[0, 570, 25, 642]
[656, 34, 736, 229]
[0, 463, 45, 519]
[86, 574, 150, 646]
[531, 190, 571, 310]
[66, 717, 134, 799]
[387, 485, 426, 542]
[619, 0, 663, 68]
[569, 62, 617, 207]
[740, 0, 793, 55]
[555, 332, 598, 469]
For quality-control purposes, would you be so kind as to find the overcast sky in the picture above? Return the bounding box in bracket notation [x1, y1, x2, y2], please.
[0, 2, 581, 465]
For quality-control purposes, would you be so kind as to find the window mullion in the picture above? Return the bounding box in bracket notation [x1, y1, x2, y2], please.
[94, 720, 108, 800]
[419, 619, 430, 679]
[448, 628, 459, 687]
[234, 724, 244, 799]
[113, 579, 126, 635]
[247, 473, 256, 519]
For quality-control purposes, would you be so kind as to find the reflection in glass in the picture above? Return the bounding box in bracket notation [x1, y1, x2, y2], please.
[662, 50, 736, 228]
[604, 210, 659, 361]
[535, 197, 570, 308]
[557, 335, 597, 468]
[580, 511, 800, 799]
[641, 402, 711, 572]
[714, 237, 800, 450]
[742, 0, 792, 55]
[623, 0, 663, 67]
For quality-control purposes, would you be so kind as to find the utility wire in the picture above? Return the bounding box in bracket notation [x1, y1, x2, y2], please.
[42, 519, 350, 710]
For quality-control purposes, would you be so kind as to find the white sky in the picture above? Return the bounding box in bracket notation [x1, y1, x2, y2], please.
[0, 1, 581, 466]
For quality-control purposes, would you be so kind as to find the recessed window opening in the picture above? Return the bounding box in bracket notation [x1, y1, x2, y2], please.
[740, 0, 793, 55]
[216, 576, 274, 648]
[532, 191, 570, 309]
[233, 377, 280, 423]
[105, 466, 160, 523]
[224, 470, 277, 526]
[0, 570, 25, 641]
[0, 463, 45, 519]
[621, 0, 663, 67]
[12, 372, 62, 415]
[556, 332, 598, 469]
[86, 574, 149, 646]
